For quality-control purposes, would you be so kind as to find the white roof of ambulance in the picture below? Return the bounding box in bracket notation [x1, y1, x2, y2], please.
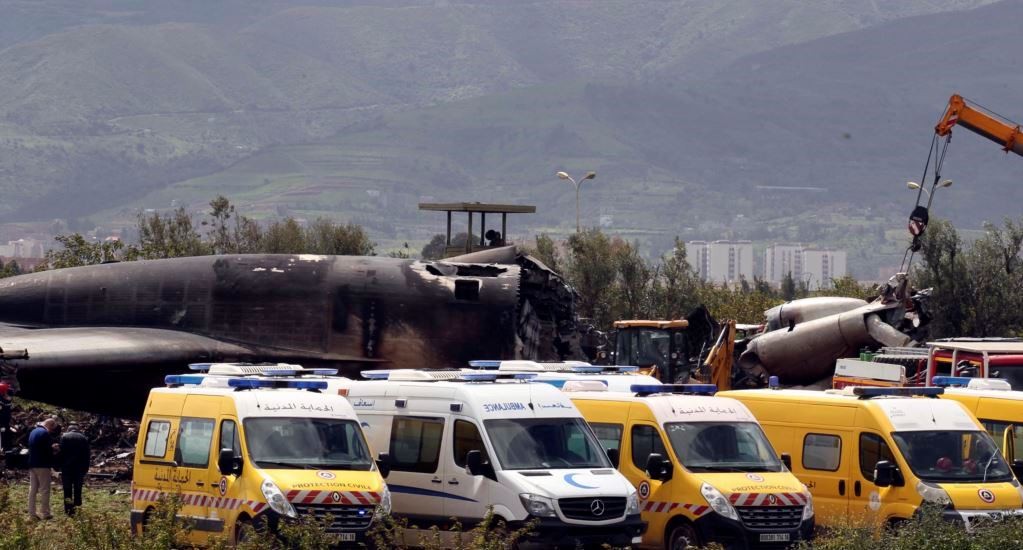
[330, 378, 582, 420]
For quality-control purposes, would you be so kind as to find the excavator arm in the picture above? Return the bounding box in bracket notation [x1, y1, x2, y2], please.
[935, 94, 1023, 157]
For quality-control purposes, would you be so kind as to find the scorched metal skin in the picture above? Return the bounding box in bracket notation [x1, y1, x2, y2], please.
[0, 250, 581, 417]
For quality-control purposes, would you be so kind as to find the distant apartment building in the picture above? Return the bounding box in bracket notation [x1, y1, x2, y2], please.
[764, 243, 847, 289]
[0, 239, 46, 258]
[686, 240, 753, 284]
[802, 248, 847, 290]
[764, 243, 804, 283]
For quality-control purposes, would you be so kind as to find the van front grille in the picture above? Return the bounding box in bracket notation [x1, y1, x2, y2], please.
[293, 503, 374, 532]
[736, 505, 803, 530]
[558, 497, 626, 521]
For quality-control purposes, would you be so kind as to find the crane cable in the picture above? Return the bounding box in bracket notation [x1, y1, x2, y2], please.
[899, 125, 953, 274]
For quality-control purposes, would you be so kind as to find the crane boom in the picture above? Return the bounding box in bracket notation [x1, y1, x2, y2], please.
[935, 94, 1023, 157]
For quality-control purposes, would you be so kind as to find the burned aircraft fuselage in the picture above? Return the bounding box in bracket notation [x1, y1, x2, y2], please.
[0, 253, 579, 416]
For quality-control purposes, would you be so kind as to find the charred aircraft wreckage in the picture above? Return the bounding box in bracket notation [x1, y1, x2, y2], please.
[0, 246, 581, 417]
[736, 273, 932, 387]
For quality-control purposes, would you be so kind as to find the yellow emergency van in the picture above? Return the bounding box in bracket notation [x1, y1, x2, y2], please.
[568, 384, 814, 549]
[933, 376, 1023, 476]
[131, 366, 390, 546]
[721, 386, 1023, 530]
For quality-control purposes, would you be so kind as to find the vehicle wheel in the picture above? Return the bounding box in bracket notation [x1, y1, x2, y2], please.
[667, 522, 699, 550]
[234, 517, 253, 546]
[140, 507, 155, 535]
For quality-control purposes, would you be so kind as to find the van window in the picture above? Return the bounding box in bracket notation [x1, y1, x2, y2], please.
[858, 433, 894, 481]
[803, 433, 841, 471]
[143, 420, 171, 458]
[590, 423, 623, 452]
[631, 425, 667, 470]
[175, 418, 215, 468]
[982, 420, 1023, 462]
[453, 420, 488, 468]
[390, 417, 444, 473]
[220, 419, 241, 458]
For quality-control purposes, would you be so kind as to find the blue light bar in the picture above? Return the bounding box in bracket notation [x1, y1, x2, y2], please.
[361, 371, 393, 380]
[307, 368, 339, 376]
[468, 360, 502, 369]
[536, 378, 608, 389]
[188, 363, 212, 371]
[931, 376, 973, 387]
[165, 374, 206, 386]
[227, 378, 328, 390]
[631, 384, 717, 396]
[460, 373, 497, 382]
[851, 386, 943, 399]
[510, 373, 537, 380]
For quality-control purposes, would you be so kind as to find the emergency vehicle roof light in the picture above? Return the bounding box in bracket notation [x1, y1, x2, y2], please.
[851, 386, 943, 399]
[227, 378, 328, 391]
[570, 365, 640, 373]
[458, 372, 537, 382]
[165, 374, 206, 387]
[361, 370, 393, 380]
[468, 360, 596, 372]
[307, 368, 339, 376]
[189, 363, 212, 371]
[932, 376, 1012, 391]
[631, 384, 716, 396]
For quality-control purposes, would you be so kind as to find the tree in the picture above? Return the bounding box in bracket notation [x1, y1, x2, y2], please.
[653, 237, 702, 319]
[914, 219, 969, 338]
[136, 208, 207, 259]
[780, 272, 797, 301]
[0, 259, 21, 279]
[532, 233, 561, 274]
[421, 234, 447, 260]
[37, 234, 137, 270]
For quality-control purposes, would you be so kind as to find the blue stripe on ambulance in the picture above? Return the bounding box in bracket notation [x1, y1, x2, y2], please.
[387, 484, 479, 502]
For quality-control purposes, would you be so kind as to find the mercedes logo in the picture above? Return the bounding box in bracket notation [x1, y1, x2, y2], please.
[590, 499, 605, 516]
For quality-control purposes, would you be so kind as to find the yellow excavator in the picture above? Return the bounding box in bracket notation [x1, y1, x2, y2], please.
[612, 318, 736, 389]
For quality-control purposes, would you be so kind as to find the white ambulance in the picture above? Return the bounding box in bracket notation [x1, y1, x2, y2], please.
[466, 360, 661, 392]
[330, 370, 646, 548]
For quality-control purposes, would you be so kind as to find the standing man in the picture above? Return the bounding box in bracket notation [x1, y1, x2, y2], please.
[27, 417, 57, 520]
[58, 423, 90, 516]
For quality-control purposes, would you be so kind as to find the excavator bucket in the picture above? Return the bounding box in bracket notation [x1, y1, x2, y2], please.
[703, 320, 736, 391]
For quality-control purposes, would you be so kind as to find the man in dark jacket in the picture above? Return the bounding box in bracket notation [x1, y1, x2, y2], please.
[27, 418, 57, 520]
[58, 423, 90, 516]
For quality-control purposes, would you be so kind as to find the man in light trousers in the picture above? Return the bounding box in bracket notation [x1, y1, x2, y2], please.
[27, 417, 57, 520]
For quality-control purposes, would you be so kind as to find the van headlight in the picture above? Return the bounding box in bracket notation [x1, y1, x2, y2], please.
[519, 493, 557, 517]
[375, 486, 392, 518]
[626, 491, 641, 515]
[261, 479, 298, 518]
[916, 481, 951, 506]
[701, 483, 738, 521]
[801, 491, 814, 521]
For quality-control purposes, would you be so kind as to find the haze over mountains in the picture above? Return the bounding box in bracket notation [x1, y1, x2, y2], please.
[0, 0, 1019, 276]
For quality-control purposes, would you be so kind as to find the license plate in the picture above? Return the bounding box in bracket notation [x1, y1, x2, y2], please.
[760, 533, 790, 542]
[338, 533, 357, 542]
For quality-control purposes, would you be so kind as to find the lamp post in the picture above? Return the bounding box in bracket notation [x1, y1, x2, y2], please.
[556, 171, 596, 233]
[907, 179, 952, 208]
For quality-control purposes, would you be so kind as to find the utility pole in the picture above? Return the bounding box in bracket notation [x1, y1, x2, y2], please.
[556, 171, 596, 233]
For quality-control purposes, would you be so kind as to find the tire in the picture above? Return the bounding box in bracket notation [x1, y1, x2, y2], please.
[667, 522, 699, 550]
[139, 506, 155, 535]
[234, 517, 253, 546]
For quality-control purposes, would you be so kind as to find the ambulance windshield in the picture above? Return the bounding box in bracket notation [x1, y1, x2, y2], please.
[892, 430, 1012, 483]
[484, 418, 611, 470]
[665, 422, 784, 473]
[244, 418, 373, 470]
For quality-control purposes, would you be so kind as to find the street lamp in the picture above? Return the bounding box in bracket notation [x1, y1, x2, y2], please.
[557, 171, 596, 233]
[907, 179, 952, 199]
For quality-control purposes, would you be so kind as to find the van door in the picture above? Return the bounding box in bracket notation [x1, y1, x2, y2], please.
[624, 421, 673, 539]
[385, 415, 448, 523]
[445, 417, 492, 523]
[794, 430, 850, 523]
[206, 417, 243, 533]
[173, 416, 217, 534]
[853, 431, 898, 522]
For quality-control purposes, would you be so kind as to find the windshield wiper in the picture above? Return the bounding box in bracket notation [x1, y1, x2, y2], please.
[983, 452, 999, 482]
[257, 460, 316, 470]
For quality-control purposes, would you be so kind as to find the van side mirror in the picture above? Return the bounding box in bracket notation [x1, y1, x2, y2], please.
[376, 452, 392, 479]
[873, 460, 903, 487]
[465, 450, 484, 476]
[218, 448, 241, 476]
[780, 453, 792, 471]
[645, 453, 673, 482]
[606, 448, 620, 469]
[1012, 460, 1023, 481]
